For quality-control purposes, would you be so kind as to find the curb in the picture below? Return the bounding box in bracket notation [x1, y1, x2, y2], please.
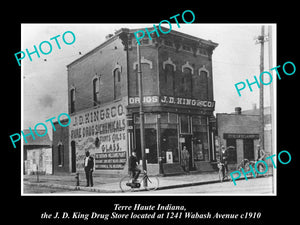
[24, 174, 273, 194]
[23, 181, 120, 193]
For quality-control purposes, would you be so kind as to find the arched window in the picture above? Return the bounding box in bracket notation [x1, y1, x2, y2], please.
[93, 77, 100, 106]
[182, 67, 192, 97]
[70, 88, 75, 113]
[57, 143, 64, 167]
[113, 68, 121, 100]
[162, 64, 175, 96]
[199, 68, 209, 99]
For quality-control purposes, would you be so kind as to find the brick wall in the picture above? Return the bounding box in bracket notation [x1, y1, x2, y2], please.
[127, 41, 214, 101]
[128, 45, 159, 97]
[52, 120, 69, 174]
[67, 37, 128, 114]
[158, 46, 214, 101]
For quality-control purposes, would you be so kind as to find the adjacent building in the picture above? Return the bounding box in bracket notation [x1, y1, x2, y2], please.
[216, 106, 272, 170]
[23, 129, 52, 175]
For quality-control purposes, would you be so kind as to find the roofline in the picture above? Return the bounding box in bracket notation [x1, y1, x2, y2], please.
[66, 33, 120, 68]
[67, 27, 218, 68]
[127, 26, 218, 47]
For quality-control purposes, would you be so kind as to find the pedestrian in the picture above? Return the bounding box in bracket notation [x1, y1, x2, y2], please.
[220, 145, 228, 179]
[181, 146, 190, 173]
[256, 144, 266, 174]
[83, 151, 94, 187]
[128, 150, 141, 183]
[256, 144, 266, 161]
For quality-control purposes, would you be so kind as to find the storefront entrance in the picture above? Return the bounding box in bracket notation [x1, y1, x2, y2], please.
[131, 112, 213, 174]
[243, 139, 255, 161]
[135, 128, 158, 164]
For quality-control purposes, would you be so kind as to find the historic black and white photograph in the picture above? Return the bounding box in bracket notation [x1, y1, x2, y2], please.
[20, 23, 277, 195]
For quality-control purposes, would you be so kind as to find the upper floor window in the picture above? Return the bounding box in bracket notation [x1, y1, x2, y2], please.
[199, 70, 208, 99]
[163, 64, 175, 96]
[113, 68, 122, 100]
[199, 66, 209, 99]
[70, 88, 75, 113]
[182, 67, 192, 97]
[93, 77, 100, 106]
[58, 143, 64, 167]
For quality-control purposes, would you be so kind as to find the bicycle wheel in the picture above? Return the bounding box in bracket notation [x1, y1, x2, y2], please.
[119, 175, 133, 192]
[256, 162, 266, 176]
[144, 176, 159, 191]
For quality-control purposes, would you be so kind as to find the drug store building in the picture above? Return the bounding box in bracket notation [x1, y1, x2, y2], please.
[66, 27, 218, 175]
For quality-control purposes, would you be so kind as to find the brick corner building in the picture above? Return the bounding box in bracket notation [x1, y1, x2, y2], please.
[66, 27, 218, 175]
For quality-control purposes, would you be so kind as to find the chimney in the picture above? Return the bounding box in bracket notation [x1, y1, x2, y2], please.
[252, 103, 257, 110]
[235, 107, 242, 115]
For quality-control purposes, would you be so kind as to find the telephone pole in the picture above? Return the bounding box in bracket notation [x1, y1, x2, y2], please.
[259, 25, 265, 149]
[137, 39, 147, 187]
[257, 25, 267, 150]
[268, 25, 274, 156]
[268, 25, 275, 193]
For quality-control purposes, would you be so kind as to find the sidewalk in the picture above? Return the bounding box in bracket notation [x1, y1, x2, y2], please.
[23, 169, 274, 194]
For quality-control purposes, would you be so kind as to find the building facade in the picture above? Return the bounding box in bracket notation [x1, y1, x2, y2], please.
[67, 27, 218, 175]
[216, 107, 272, 170]
[23, 129, 52, 175]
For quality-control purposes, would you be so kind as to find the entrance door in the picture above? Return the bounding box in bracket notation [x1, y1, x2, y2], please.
[71, 141, 76, 173]
[181, 135, 193, 170]
[135, 128, 158, 163]
[243, 139, 254, 161]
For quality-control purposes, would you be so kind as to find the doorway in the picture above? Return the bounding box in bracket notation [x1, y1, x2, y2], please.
[135, 128, 158, 164]
[180, 134, 193, 170]
[243, 139, 255, 161]
[71, 141, 76, 173]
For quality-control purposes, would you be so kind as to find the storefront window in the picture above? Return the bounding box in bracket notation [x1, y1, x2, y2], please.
[161, 113, 179, 163]
[160, 113, 168, 123]
[169, 113, 177, 123]
[134, 113, 158, 163]
[226, 138, 237, 163]
[192, 116, 209, 161]
[180, 115, 190, 133]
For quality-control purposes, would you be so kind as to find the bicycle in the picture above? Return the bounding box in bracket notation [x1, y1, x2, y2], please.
[236, 159, 266, 177]
[119, 170, 159, 192]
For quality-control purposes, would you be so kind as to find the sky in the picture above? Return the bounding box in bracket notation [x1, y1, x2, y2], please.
[21, 23, 276, 139]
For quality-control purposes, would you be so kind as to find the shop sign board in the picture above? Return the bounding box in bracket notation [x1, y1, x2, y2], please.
[223, 133, 259, 139]
[129, 95, 215, 109]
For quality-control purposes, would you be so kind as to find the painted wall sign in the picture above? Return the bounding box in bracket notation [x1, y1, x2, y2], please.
[223, 133, 259, 139]
[129, 95, 215, 108]
[70, 99, 127, 170]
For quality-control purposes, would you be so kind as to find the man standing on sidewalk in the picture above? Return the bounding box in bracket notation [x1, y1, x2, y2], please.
[84, 151, 94, 187]
[220, 146, 228, 179]
[181, 146, 190, 173]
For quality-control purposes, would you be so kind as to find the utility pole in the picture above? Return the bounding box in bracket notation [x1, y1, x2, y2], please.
[268, 25, 274, 156]
[258, 25, 265, 150]
[268, 25, 275, 192]
[137, 39, 147, 187]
